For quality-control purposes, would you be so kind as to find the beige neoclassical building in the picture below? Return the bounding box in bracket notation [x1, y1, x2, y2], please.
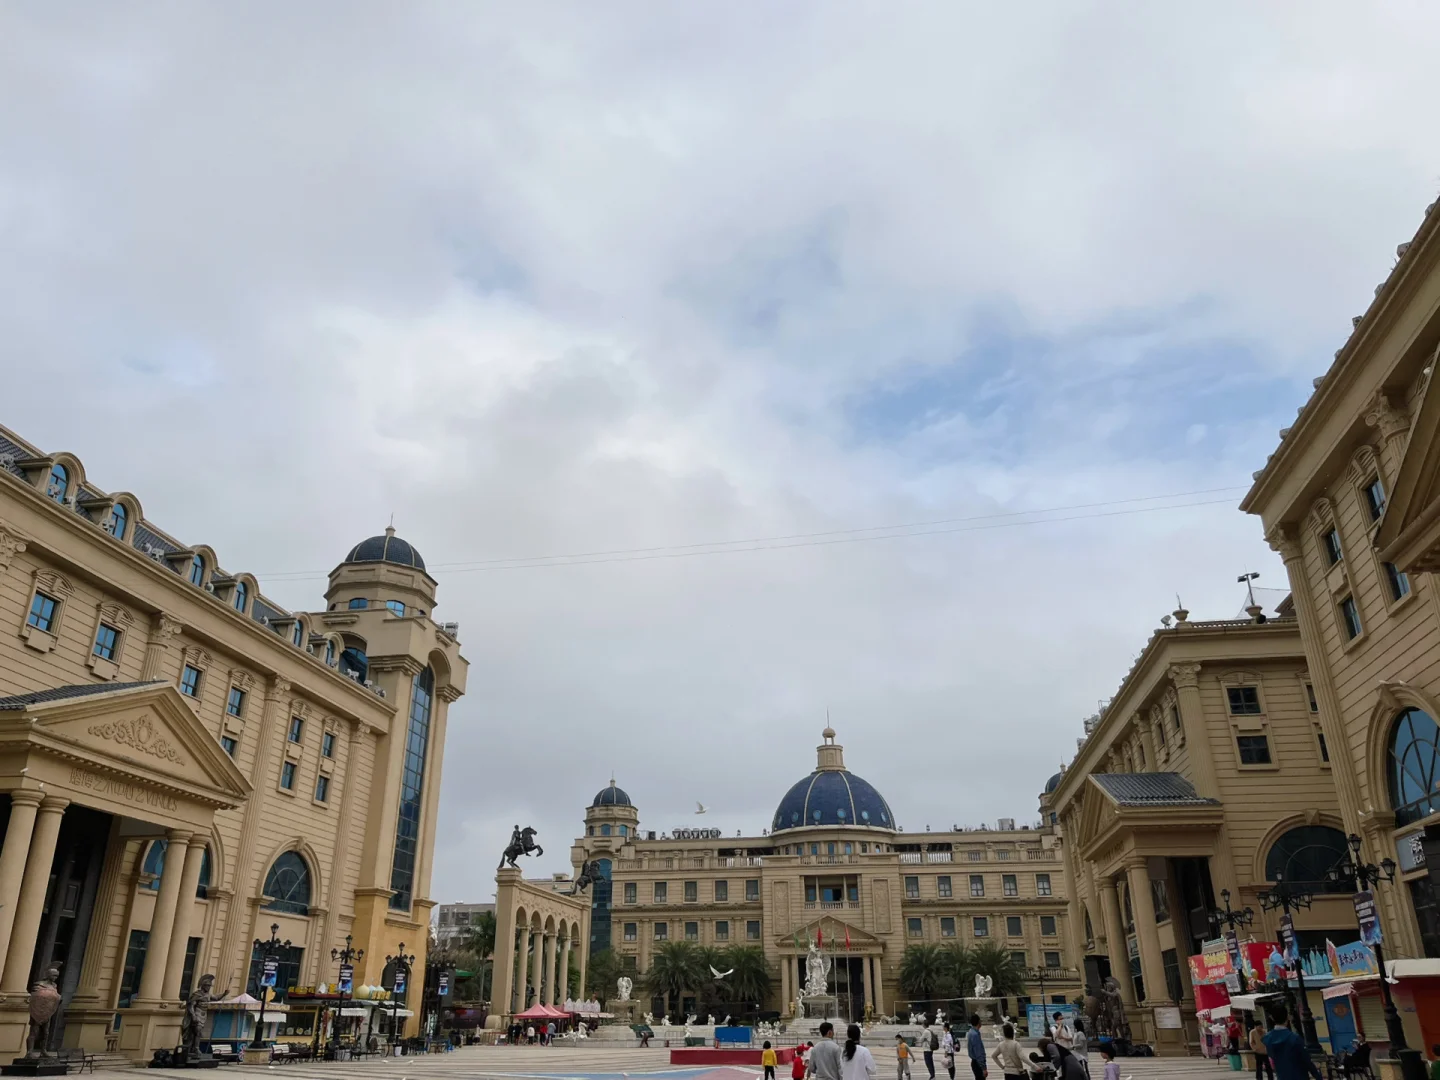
[572, 729, 1080, 1020]
[0, 423, 466, 1059]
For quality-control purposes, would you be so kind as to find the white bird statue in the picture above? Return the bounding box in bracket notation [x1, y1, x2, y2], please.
[710, 964, 733, 979]
[695, 802, 708, 814]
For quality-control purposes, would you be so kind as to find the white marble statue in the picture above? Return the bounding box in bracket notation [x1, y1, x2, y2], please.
[722, 1015, 732, 1027]
[909, 1011, 923, 1026]
[973, 974, 993, 998]
[803, 942, 831, 998]
[643, 1011, 654, 1026]
[707, 1015, 716, 1026]
[617, 976, 633, 1002]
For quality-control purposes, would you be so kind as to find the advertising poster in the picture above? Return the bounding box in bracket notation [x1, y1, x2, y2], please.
[1025, 1003, 1075, 1036]
[338, 963, 353, 994]
[1353, 892, 1383, 947]
[261, 958, 278, 989]
[393, 970, 407, 995]
[1278, 914, 1298, 963]
[438, 972, 450, 997]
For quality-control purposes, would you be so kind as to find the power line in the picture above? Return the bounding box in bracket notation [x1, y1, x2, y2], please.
[256, 485, 1246, 580]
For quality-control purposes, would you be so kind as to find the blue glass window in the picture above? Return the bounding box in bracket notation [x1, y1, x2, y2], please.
[340, 647, 368, 683]
[600, 824, 611, 836]
[280, 761, 296, 790]
[46, 464, 68, 502]
[292, 622, 304, 647]
[1264, 825, 1350, 893]
[261, 852, 310, 915]
[386, 600, 406, 616]
[27, 592, 58, 633]
[93, 623, 119, 661]
[1390, 707, 1440, 826]
[107, 503, 127, 540]
[321, 732, 335, 758]
[324, 641, 335, 665]
[226, 687, 245, 717]
[389, 667, 434, 910]
[220, 735, 237, 757]
[590, 859, 613, 953]
[348, 598, 369, 610]
[314, 774, 329, 802]
[197, 847, 211, 899]
[233, 582, 247, 613]
[189, 556, 205, 586]
[180, 664, 202, 697]
[142, 841, 211, 898]
[288, 717, 304, 743]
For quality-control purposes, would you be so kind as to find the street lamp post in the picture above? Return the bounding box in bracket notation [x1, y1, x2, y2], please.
[1208, 889, 1256, 994]
[331, 934, 364, 1057]
[1027, 966, 1048, 1035]
[1327, 833, 1423, 1080]
[1257, 871, 1321, 1054]
[386, 944, 417, 1055]
[250, 923, 291, 1051]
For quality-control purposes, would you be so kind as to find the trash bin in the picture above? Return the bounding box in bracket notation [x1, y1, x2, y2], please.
[1228, 1053, 1243, 1071]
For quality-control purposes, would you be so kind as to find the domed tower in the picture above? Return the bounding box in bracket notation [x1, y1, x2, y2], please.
[772, 727, 897, 834]
[584, 779, 639, 848]
[326, 525, 436, 618]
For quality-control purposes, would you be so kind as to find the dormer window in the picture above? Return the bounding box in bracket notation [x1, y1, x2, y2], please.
[1364, 476, 1387, 522]
[233, 582, 248, 613]
[189, 555, 205, 586]
[46, 464, 68, 502]
[106, 502, 127, 540]
[324, 640, 336, 665]
[291, 622, 304, 647]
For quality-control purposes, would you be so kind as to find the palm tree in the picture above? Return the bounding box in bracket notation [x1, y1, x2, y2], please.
[940, 943, 976, 1002]
[457, 912, 498, 1001]
[586, 949, 623, 1008]
[719, 945, 772, 1010]
[970, 942, 1026, 998]
[900, 943, 954, 1006]
[644, 941, 707, 1019]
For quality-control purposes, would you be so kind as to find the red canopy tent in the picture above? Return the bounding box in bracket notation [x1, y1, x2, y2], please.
[513, 1004, 567, 1021]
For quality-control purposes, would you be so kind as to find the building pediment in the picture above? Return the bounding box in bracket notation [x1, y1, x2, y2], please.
[1377, 376, 1440, 572]
[781, 914, 881, 950]
[1077, 773, 1223, 864]
[0, 681, 250, 808]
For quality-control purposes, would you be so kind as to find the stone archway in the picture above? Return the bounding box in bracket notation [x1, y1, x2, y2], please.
[485, 868, 590, 1029]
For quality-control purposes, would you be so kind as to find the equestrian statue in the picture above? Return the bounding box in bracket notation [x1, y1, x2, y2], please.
[499, 825, 543, 869]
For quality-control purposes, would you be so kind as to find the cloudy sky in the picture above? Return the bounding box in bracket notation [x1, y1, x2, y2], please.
[5, 3, 1440, 903]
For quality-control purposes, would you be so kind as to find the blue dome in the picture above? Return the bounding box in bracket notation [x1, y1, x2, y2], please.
[593, 781, 632, 807]
[345, 528, 426, 571]
[772, 769, 895, 832]
[1044, 772, 1063, 794]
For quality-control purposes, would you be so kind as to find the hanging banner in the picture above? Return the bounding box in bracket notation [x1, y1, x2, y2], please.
[438, 972, 450, 997]
[261, 958, 279, 989]
[1225, 930, 1243, 973]
[1279, 914, 1298, 963]
[338, 964, 354, 994]
[1353, 892, 1382, 947]
[393, 970, 407, 995]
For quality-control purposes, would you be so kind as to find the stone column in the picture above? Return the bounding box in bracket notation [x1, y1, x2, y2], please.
[780, 955, 790, 1010]
[0, 791, 44, 977]
[541, 932, 556, 1006]
[512, 929, 526, 1012]
[863, 954, 875, 1014]
[872, 956, 885, 1015]
[161, 840, 208, 998]
[557, 935, 571, 1005]
[531, 930, 545, 1008]
[136, 830, 192, 1001]
[1097, 878, 1135, 1005]
[140, 614, 183, 681]
[0, 797, 67, 993]
[1124, 860, 1168, 1003]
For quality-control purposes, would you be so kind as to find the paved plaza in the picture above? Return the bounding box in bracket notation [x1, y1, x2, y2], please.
[81, 1045, 1240, 1080]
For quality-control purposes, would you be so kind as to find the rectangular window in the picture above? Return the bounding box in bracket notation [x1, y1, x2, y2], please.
[1011, 951, 1027, 968]
[1171, 704, 1181, 731]
[1323, 527, 1343, 565]
[288, 716, 304, 742]
[220, 735, 237, 757]
[1226, 686, 1262, 715]
[180, 664, 202, 697]
[247, 943, 305, 1004]
[715, 920, 729, 941]
[746, 920, 760, 940]
[1003, 874, 1018, 897]
[746, 879, 760, 902]
[1006, 916, 1023, 937]
[388, 668, 434, 912]
[905, 875, 920, 899]
[623, 923, 637, 942]
[1237, 734, 1272, 765]
[1340, 595, 1362, 639]
[970, 875, 985, 897]
[907, 918, 923, 938]
[280, 761, 296, 790]
[1155, 720, 1166, 748]
[1307, 683, 1318, 713]
[1040, 915, 1057, 937]
[684, 881, 698, 903]
[1318, 727, 1330, 762]
[685, 921, 699, 941]
[348, 598, 369, 610]
[118, 929, 149, 1007]
[1385, 562, 1411, 602]
[93, 623, 120, 661]
[714, 880, 728, 902]
[386, 600, 407, 616]
[1044, 950, 1062, 969]
[940, 917, 956, 937]
[1365, 476, 1387, 522]
[321, 732, 335, 757]
[1036, 873, 1052, 896]
[973, 917, 989, 938]
[653, 882, 668, 903]
[314, 774, 329, 802]
[226, 687, 246, 717]
[654, 923, 668, 941]
[26, 592, 58, 633]
[938, 875, 952, 898]
[624, 883, 636, 904]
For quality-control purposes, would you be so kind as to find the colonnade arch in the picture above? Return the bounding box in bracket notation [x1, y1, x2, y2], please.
[485, 868, 591, 1029]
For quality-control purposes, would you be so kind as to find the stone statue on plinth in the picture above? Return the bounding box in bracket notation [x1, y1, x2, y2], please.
[179, 974, 228, 1064]
[616, 976, 633, 1002]
[572, 859, 601, 894]
[499, 825, 543, 870]
[1, 968, 65, 1077]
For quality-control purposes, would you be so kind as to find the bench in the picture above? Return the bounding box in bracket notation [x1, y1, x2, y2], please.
[53, 1048, 95, 1074]
[206, 1043, 241, 1064]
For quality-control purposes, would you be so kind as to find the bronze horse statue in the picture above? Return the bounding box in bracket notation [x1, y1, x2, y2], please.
[571, 858, 601, 894]
[500, 825, 543, 869]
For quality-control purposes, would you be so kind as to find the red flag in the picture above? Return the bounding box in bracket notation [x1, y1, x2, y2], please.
[816, 928, 823, 948]
[845, 926, 851, 951]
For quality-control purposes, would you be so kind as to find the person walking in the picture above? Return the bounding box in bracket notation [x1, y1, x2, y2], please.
[1071, 1020, 1089, 1079]
[763, 1041, 779, 1080]
[897, 1035, 914, 1080]
[1262, 1013, 1321, 1080]
[842, 1024, 878, 1080]
[1100, 1044, 1120, 1080]
[966, 1015, 988, 1080]
[941, 1027, 957, 1080]
[1052, 1014, 1074, 1052]
[1249, 1022, 1274, 1080]
[810, 1022, 844, 1080]
[794, 1043, 811, 1080]
[991, 1023, 1027, 1080]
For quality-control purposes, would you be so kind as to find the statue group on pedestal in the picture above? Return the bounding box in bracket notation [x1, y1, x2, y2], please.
[499, 825, 544, 870]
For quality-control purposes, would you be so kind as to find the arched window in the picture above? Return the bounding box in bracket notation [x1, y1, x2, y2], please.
[233, 582, 247, 613]
[340, 647, 368, 683]
[348, 598, 368, 610]
[46, 464, 68, 502]
[197, 846, 212, 899]
[389, 667, 434, 910]
[107, 503, 127, 540]
[1389, 707, 1440, 826]
[324, 640, 336, 665]
[1264, 825, 1351, 892]
[600, 824, 611, 836]
[262, 851, 311, 915]
[143, 840, 213, 898]
[619, 825, 629, 837]
[292, 622, 304, 647]
[189, 555, 205, 586]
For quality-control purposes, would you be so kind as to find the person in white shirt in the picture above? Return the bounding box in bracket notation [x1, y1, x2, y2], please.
[941, 1029, 956, 1080]
[842, 1024, 878, 1080]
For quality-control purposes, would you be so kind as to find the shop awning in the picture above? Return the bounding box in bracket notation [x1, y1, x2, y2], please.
[339, 1008, 368, 1017]
[1227, 993, 1280, 1012]
[1327, 957, 1440, 993]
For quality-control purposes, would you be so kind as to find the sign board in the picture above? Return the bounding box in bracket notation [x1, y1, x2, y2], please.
[1278, 914, 1298, 964]
[1154, 1006, 1183, 1030]
[1327, 939, 1379, 980]
[1190, 939, 1232, 986]
[1397, 831, 1426, 874]
[260, 958, 278, 989]
[338, 964, 354, 994]
[1353, 892, 1383, 946]
[670, 828, 723, 840]
[1224, 973, 1242, 994]
[393, 970, 407, 995]
[438, 972, 450, 997]
[1224, 930, 1243, 972]
[1025, 1003, 1075, 1036]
